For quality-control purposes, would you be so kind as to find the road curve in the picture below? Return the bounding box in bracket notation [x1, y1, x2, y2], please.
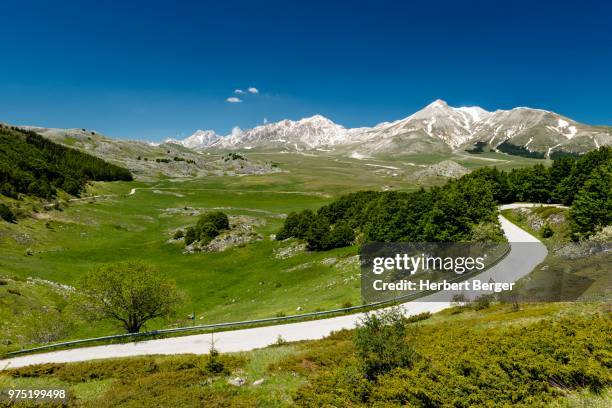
[1, 205, 548, 369]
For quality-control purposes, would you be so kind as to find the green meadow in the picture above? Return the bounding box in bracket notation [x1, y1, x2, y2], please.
[0, 151, 548, 347]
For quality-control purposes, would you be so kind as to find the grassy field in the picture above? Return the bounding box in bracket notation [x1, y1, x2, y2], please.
[0, 152, 548, 349]
[1, 302, 609, 407]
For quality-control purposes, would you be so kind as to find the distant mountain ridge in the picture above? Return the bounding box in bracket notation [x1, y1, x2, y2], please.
[170, 100, 611, 158]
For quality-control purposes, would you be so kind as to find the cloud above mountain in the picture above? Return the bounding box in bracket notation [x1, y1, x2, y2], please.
[247, 87, 259, 94]
[226, 97, 242, 103]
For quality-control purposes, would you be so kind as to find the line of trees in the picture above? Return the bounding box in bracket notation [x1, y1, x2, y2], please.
[0, 125, 133, 200]
[277, 146, 611, 247]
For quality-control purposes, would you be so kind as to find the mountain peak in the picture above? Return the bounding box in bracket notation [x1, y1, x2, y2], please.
[300, 114, 334, 124]
[428, 99, 449, 108]
[169, 100, 609, 155]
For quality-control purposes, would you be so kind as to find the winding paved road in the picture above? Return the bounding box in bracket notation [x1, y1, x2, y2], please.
[1, 204, 550, 369]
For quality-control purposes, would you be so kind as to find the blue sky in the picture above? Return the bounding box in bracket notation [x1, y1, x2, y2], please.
[1, 0, 611, 141]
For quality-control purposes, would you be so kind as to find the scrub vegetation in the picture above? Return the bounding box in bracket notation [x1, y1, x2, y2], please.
[1, 302, 609, 407]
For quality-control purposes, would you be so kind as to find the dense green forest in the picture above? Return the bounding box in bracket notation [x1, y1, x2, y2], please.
[0, 125, 132, 199]
[278, 147, 612, 247]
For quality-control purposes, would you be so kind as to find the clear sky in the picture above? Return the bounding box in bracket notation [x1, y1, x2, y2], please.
[1, 0, 611, 141]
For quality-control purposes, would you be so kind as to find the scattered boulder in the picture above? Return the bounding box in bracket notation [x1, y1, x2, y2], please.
[252, 378, 265, 386]
[413, 160, 469, 180]
[274, 241, 307, 259]
[228, 377, 247, 387]
[321, 257, 337, 266]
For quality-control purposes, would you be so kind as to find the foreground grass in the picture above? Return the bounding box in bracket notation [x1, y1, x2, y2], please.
[1, 302, 609, 407]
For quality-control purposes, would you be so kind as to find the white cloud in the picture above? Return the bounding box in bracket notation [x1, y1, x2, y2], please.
[226, 97, 242, 103]
[263, 117, 268, 124]
[248, 87, 259, 94]
[234, 89, 245, 94]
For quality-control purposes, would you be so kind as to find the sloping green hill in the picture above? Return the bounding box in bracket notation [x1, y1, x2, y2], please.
[0, 125, 132, 200]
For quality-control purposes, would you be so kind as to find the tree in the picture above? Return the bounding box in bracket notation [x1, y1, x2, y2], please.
[197, 211, 229, 232]
[569, 162, 612, 240]
[305, 214, 331, 250]
[325, 221, 355, 249]
[79, 261, 184, 333]
[556, 146, 612, 205]
[276, 212, 300, 240]
[549, 156, 576, 201]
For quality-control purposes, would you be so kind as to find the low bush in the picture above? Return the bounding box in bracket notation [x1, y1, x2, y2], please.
[0, 203, 16, 223]
[473, 293, 494, 310]
[354, 308, 416, 380]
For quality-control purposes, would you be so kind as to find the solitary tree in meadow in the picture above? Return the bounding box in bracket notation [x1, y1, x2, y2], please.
[79, 260, 184, 333]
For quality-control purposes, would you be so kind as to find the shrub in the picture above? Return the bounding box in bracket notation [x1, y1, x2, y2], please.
[473, 293, 494, 310]
[275, 335, 288, 346]
[204, 345, 225, 374]
[341, 301, 353, 309]
[184, 211, 230, 245]
[354, 308, 415, 380]
[208, 211, 230, 230]
[1, 182, 18, 198]
[0, 203, 16, 223]
[184, 227, 197, 245]
[293, 313, 611, 407]
[173, 229, 184, 239]
[541, 223, 554, 238]
[405, 311, 431, 323]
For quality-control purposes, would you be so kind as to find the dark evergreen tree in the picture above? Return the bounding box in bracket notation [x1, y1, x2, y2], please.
[569, 162, 612, 239]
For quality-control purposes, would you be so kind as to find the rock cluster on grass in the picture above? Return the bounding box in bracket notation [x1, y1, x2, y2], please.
[413, 160, 469, 181]
[183, 215, 263, 254]
[513, 207, 567, 232]
[274, 241, 307, 259]
[553, 241, 611, 259]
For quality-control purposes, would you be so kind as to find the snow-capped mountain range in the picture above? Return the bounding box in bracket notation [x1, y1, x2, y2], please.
[166, 100, 611, 158]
